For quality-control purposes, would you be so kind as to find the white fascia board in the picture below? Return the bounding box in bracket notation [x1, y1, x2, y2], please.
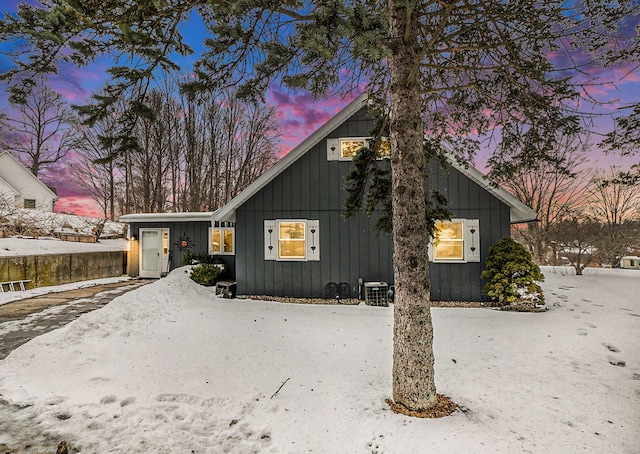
[213, 93, 370, 223]
[0, 151, 59, 200]
[119, 212, 216, 223]
[447, 158, 538, 224]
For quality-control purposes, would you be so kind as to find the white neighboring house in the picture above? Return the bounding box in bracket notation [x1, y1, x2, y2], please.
[620, 256, 640, 270]
[0, 151, 58, 211]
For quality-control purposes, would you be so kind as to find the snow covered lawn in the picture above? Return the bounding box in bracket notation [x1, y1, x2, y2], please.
[0, 266, 638, 453]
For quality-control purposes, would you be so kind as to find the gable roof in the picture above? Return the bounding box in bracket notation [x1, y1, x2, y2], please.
[0, 151, 59, 201]
[213, 94, 537, 224]
[0, 175, 20, 196]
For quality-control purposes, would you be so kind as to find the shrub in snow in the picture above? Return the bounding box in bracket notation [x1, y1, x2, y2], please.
[190, 263, 222, 287]
[481, 238, 545, 306]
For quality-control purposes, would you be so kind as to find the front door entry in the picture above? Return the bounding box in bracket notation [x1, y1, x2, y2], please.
[139, 228, 170, 278]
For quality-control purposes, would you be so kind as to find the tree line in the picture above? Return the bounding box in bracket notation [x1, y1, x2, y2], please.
[0, 76, 280, 220]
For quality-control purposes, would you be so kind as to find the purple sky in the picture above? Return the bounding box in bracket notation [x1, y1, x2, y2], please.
[0, 2, 638, 217]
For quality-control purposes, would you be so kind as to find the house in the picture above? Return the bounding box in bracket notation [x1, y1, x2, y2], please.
[620, 256, 640, 270]
[0, 151, 58, 211]
[121, 94, 537, 301]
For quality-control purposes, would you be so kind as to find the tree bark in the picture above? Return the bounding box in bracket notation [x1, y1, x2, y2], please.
[389, 0, 436, 410]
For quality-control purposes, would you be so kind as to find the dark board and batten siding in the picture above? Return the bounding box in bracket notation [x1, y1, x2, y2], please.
[128, 221, 236, 277]
[236, 107, 511, 301]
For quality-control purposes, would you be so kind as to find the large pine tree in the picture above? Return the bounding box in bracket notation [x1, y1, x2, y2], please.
[1, 0, 635, 412]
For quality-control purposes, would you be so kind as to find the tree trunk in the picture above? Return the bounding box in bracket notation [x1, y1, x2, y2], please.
[389, 0, 436, 411]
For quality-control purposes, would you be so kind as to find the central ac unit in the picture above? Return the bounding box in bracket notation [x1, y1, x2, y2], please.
[364, 282, 389, 307]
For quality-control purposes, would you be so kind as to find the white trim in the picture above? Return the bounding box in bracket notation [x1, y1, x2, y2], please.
[212, 92, 537, 224]
[214, 93, 370, 222]
[0, 151, 59, 201]
[432, 219, 467, 263]
[208, 226, 235, 255]
[445, 158, 536, 224]
[277, 219, 308, 261]
[120, 211, 216, 223]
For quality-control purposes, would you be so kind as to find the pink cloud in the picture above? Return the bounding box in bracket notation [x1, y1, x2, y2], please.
[55, 195, 103, 218]
[267, 85, 361, 155]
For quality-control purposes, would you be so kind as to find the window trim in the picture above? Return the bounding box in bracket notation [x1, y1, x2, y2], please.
[433, 219, 466, 263]
[328, 137, 391, 161]
[339, 137, 369, 161]
[276, 219, 307, 261]
[209, 226, 235, 255]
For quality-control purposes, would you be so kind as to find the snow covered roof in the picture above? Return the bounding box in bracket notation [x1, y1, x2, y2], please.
[213, 93, 537, 224]
[119, 212, 216, 223]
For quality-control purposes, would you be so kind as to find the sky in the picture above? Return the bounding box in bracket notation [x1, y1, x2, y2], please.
[0, 1, 638, 218]
[0, 261, 638, 452]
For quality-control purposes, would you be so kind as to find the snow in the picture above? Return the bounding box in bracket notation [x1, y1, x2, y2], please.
[0, 275, 133, 307]
[0, 237, 128, 257]
[0, 266, 638, 453]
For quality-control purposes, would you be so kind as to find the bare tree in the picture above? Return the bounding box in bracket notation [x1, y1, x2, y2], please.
[549, 215, 603, 275]
[1, 84, 76, 176]
[587, 167, 640, 225]
[585, 167, 640, 266]
[493, 133, 591, 264]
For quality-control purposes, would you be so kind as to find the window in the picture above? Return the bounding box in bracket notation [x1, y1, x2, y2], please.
[278, 221, 306, 259]
[430, 219, 480, 263]
[209, 227, 235, 255]
[327, 137, 390, 160]
[340, 138, 367, 160]
[23, 199, 36, 209]
[434, 221, 464, 261]
[264, 219, 320, 261]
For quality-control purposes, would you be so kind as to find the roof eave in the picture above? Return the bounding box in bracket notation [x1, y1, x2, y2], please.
[213, 93, 370, 222]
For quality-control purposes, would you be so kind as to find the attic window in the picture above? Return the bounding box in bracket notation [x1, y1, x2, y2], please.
[23, 199, 36, 209]
[340, 139, 367, 160]
[327, 137, 391, 161]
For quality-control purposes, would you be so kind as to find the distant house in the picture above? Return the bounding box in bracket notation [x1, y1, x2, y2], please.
[121, 94, 537, 301]
[620, 256, 640, 270]
[0, 151, 58, 211]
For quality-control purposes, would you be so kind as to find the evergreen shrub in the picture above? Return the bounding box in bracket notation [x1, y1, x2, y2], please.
[481, 237, 545, 306]
[190, 263, 222, 286]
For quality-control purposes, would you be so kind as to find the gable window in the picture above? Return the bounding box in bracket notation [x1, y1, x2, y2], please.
[327, 137, 390, 161]
[23, 199, 36, 209]
[264, 219, 320, 261]
[209, 227, 235, 255]
[340, 138, 367, 160]
[429, 219, 480, 263]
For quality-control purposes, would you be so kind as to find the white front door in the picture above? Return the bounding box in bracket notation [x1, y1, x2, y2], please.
[139, 228, 170, 278]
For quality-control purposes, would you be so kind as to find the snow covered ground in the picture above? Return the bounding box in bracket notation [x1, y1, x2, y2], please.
[0, 237, 128, 257]
[0, 266, 638, 453]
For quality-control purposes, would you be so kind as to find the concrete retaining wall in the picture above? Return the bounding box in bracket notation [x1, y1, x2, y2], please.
[0, 251, 127, 289]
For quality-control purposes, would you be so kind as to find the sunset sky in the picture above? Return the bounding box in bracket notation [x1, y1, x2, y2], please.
[0, 1, 638, 218]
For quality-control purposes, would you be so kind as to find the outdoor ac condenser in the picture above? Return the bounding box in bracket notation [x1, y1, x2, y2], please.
[364, 282, 388, 307]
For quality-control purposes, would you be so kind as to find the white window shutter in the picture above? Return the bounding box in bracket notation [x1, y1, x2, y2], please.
[306, 220, 320, 261]
[427, 237, 434, 262]
[465, 219, 480, 262]
[327, 138, 340, 161]
[264, 220, 277, 260]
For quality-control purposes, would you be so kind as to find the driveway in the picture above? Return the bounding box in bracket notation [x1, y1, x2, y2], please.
[0, 280, 149, 360]
[0, 279, 150, 453]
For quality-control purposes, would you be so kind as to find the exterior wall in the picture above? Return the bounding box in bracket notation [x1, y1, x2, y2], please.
[0, 152, 57, 211]
[620, 257, 640, 270]
[235, 107, 512, 301]
[127, 221, 236, 277]
[0, 251, 125, 288]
